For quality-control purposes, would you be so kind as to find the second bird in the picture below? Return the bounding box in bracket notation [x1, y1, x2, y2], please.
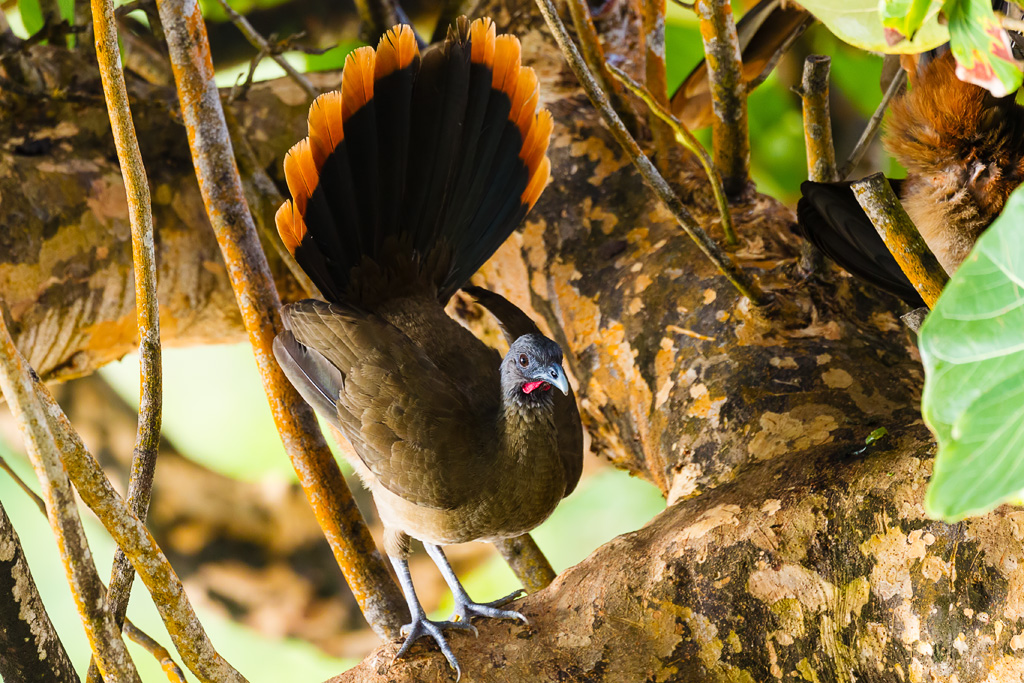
[271, 17, 584, 678]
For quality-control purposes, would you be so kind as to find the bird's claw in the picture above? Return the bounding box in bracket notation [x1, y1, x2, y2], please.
[452, 590, 529, 625]
[395, 615, 474, 679]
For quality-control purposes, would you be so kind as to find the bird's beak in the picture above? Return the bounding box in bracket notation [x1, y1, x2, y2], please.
[545, 364, 570, 395]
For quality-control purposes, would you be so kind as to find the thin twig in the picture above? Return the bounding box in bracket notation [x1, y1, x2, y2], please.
[0, 453, 190, 682]
[155, 0, 407, 637]
[124, 621, 187, 683]
[352, 0, 419, 45]
[215, 0, 318, 101]
[90, 0, 164, 678]
[839, 69, 905, 180]
[230, 45, 268, 102]
[0, 317, 141, 683]
[116, 16, 174, 86]
[609, 64, 736, 245]
[534, 0, 766, 304]
[641, 0, 676, 165]
[851, 173, 948, 308]
[14, 347, 249, 683]
[40, 0, 62, 29]
[0, 498, 80, 683]
[694, 0, 750, 197]
[225, 110, 321, 298]
[797, 55, 838, 183]
[0, 452, 46, 512]
[493, 535, 557, 593]
[75, 0, 94, 51]
[564, 0, 633, 129]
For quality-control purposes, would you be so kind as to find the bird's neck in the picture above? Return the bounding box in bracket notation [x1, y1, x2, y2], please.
[490, 395, 565, 533]
[498, 390, 559, 468]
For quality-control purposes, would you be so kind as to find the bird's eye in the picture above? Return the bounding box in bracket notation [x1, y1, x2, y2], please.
[519, 353, 529, 367]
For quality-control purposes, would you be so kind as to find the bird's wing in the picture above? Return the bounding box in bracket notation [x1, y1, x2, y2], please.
[463, 286, 584, 496]
[281, 299, 487, 510]
[796, 180, 925, 307]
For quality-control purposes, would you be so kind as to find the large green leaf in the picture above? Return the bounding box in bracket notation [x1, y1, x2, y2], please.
[881, 0, 933, 42]
[798, 0, 948, 53]
[920, 185, 1024, 520]
[944, 0, 1023, 97]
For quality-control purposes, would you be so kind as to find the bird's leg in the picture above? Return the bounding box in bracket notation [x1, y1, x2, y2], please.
[424, 543, 529, 626]
[389, 556, 473, 679]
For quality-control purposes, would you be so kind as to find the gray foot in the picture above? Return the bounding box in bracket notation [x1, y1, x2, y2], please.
[450, 589, 528, 631]
[395, 614, 476, 680]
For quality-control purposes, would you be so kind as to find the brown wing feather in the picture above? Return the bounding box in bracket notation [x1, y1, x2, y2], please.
[284, 300, 489, 510]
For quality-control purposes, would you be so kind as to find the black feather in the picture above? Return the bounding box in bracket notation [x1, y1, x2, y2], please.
[796, 180, 925, 307]
[374, 61, 419, 249]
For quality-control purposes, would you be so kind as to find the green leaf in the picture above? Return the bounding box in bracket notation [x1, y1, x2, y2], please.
[881, 0, 933, 42]
[17, 0, 44, 37]
[865, 427, 889, 446]
[944, 0, 1023, 97]
[920, 185, 1024, 521]
[798, 0, 948, 53]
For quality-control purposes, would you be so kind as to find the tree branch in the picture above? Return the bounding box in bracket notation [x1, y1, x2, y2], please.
[797, 55, 838, 184]
[123, 622, 187, 683]
[851, 173, 948, 308]
[14, 349, 249, 682]
[214, 0, 319, 101]
[608, 64, 736, 245]
[564, 0, 633, 131]
[838, 69, 905, 180]
[694, 0, 750, 197]
[493, 535, 556, 593]
[88, 2, 164, 680]
[533, 0, 765, 304]
[154, 0, 406, 638]
[0, 453, 191, 682]
[0, 497, 80, 683]
[0, 314, 141, 683]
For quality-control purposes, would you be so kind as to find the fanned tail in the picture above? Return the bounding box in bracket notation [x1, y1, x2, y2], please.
[276, 17, 552, 305]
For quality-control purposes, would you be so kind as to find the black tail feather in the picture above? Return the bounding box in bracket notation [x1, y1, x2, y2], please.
[276, 18, 551, 306]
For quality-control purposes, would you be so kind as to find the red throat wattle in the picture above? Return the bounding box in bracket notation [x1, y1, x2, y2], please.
[522, 380, 551, 394]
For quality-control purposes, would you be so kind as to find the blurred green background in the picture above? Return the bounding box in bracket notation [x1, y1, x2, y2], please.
[1, 0, 895, 680]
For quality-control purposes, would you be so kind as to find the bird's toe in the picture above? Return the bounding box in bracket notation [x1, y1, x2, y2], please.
[394, 616, 466, 678]
[453, 595, 529, 625]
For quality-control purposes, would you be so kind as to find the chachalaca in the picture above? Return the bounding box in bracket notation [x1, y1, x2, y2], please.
[271, 18, 584, 676]
[796, 51, 1024, 306]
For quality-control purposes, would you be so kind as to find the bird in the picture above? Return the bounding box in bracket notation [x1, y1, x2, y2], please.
[270, 17, 583, 677]
[796, 50, 1024, 306]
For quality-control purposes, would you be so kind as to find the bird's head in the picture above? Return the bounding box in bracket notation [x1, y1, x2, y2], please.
[501, 334, 569, 402]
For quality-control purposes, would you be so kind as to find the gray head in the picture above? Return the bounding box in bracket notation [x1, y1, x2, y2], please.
[501, 333, 569, 403]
